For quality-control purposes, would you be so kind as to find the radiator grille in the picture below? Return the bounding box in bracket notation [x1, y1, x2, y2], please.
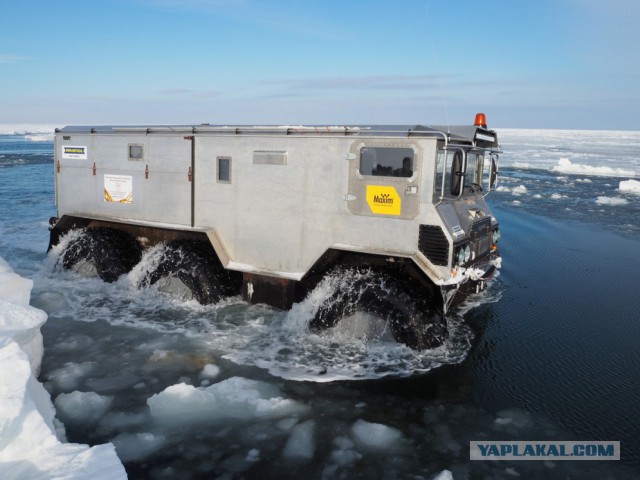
[419, 225, 450, 266]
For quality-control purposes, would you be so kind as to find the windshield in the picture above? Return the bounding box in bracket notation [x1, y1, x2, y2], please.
[435, 150, 485, 198]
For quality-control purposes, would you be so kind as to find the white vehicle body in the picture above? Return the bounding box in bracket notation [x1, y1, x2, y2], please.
[51, 118, 501, 314]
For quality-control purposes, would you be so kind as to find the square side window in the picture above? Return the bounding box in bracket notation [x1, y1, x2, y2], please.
[129, 144, 144, 161]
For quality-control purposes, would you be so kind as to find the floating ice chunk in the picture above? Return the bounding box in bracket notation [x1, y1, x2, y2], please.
[99, 411, 148, 431]
[532, 194, 543, 199]
[575, 178, 592, 183]
[512, 185, 527, 195]
[112, 432, 166, 462]
[277, 417, 299, 431]
[351, 419, 403, 451]
[512, 162, 532, 169]
[619, 179, 640, 194]
[493, 409, 533, 430]
[512, 200, 521, 205]
[45, 361, 96, 391]
[147, 377, 308, 426]
[54, 391, 113, 425]
[550, 193, 567, 200]
[552, 158, 636, 177]
[245, 448, 260, 462]
[283, 419, 315, 460]
[432, 470, 454, 480]
[201, 363, 221, 379]
[329, 436, 362, 467]
[505, 466, 520, 477]
[596, 196, 629, 206]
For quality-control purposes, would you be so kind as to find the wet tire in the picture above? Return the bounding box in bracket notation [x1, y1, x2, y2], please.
[141, 239, 239, 305]
[60, 227, 142, 282]
[309, 266, 447, 350]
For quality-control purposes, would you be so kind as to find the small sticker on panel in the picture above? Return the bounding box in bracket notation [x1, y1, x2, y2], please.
[62, 145, 88, 160]
[104, 174, 133, 204]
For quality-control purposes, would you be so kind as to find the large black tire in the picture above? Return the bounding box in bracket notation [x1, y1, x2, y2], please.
[309, 267, 447, 350]
[140, 239, 240, 305]
[60, 227, 142, 282]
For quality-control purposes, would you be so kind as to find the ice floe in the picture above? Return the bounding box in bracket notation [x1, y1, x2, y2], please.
[147, 376, 309, 426]
[282, 419, 316, 460]
[619, 179, 640, 194]
[350, 419, 404, 451]
[552, 158, 636, 177]
[0, 124, 58, 135]
[596, 196, 629, 206]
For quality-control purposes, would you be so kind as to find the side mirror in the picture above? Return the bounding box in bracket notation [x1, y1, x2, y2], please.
[450, 152, 463, 196]
[489, 156, 499, 190]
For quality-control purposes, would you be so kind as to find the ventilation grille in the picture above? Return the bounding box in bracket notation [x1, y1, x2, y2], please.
[419, 225, 449, 266]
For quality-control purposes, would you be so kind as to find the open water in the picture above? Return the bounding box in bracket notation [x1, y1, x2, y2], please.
[1, 127, 639, 479]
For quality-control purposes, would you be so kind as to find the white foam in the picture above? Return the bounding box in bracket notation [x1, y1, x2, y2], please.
[147, 377, 308, 426]
[619, 179, 640, 194]
[0, 256, 126, 479]
[350, 419, 403, 451]
[596, 196, 629, 206]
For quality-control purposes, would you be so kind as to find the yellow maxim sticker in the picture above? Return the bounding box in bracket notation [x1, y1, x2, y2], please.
[366, 185, 401, 216]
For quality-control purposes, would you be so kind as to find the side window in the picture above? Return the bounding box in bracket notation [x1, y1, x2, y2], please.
[128, 144, 144, 161]
[435, 150, 446, 194]
[359, 147, 414, 177]
[217, 156, 231, 183]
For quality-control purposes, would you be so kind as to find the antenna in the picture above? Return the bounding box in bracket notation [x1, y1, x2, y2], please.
[425, 1, 450, 133]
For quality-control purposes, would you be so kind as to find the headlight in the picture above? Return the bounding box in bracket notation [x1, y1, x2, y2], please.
[492, 228, 501, 243]
[456, 244, 471, 265]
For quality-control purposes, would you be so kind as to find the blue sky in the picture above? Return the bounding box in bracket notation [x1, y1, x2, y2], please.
[1, 0, 638, 129]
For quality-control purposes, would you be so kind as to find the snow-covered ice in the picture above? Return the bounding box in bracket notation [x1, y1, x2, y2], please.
[0, 256, 126, 480]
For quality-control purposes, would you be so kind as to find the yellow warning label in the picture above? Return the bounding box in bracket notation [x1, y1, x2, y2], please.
[366, 185, 401, 216]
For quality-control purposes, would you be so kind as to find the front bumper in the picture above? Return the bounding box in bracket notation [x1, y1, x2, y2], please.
[439, 253, 501, 312]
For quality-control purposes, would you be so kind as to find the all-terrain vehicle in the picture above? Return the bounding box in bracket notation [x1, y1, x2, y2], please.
[49, 114, 501, 350]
